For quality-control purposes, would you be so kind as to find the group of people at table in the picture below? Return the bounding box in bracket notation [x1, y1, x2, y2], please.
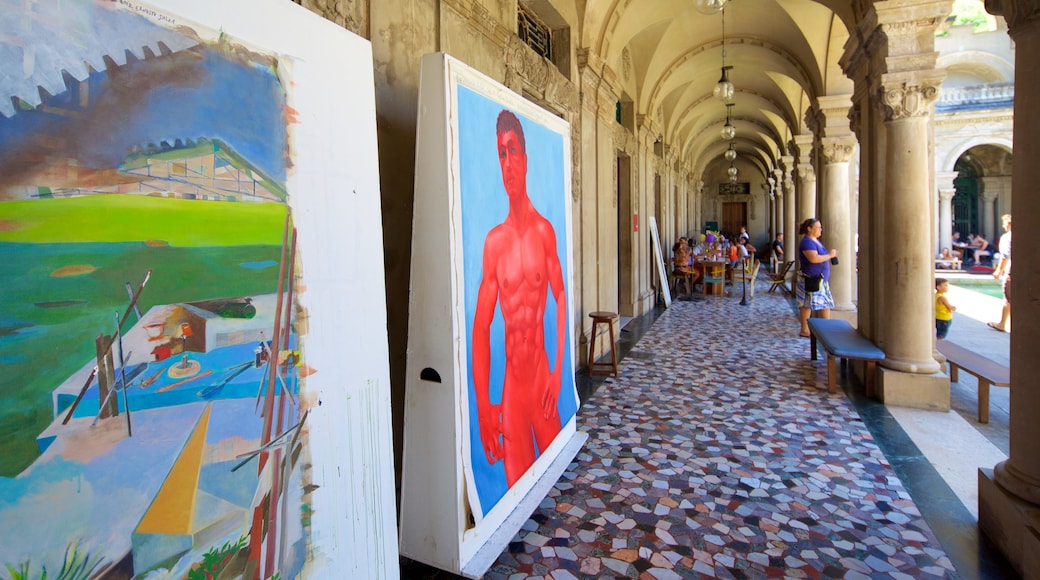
[669, 218, 839, 339]
[671, 227, 757, 296]
[937, 231, 992, 269]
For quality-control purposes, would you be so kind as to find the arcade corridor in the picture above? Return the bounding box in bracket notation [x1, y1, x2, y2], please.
[406, 276, 1014, 578]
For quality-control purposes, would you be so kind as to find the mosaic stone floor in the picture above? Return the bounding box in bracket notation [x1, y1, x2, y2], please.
[404, 277, 964, 579]
[490, 279, 955, 579]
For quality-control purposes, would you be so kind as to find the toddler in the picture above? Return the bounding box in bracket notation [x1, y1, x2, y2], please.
[935, 278, 956, 340]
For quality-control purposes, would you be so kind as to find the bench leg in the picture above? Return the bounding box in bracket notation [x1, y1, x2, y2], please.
[979, 380, 991, 424]
[810, 334, 818, 361]
[866, 361, 876, 398]
[827, 355, 837, 394]
[949, 363, 959, 383]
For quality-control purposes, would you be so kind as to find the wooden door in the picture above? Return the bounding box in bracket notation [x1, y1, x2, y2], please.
[722, 202, 747, 239]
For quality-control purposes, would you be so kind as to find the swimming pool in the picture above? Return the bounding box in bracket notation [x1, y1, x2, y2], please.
[950, 280, 1003, 300]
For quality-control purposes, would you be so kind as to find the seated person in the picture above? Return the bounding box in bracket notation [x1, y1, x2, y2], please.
[936, 247, 957, 269]
[728, 237, 748, 284]
[771, 233, 784, 262]
[950, 232, 965, 260]
[972, 233, 992, 265]
[743, 239, 757, 260]
[672, 238, 699, 295]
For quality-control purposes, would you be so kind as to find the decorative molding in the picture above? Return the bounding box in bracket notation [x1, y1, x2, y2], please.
[879, 80, 941, 120]
[295, 0, 368, 37]
[798, 164, 816, 183]
[821, 137, 856, 164]
[984, 0, 1040, 36]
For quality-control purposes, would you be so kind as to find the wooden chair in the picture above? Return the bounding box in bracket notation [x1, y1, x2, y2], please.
[732, 259, 761, 298]
[766, 260, 795, 295]
[702, 262, 726, 296]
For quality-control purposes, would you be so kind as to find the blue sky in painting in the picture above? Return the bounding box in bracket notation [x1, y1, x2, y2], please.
[458, 84, 577, 518]
[0, 1, 287, 182]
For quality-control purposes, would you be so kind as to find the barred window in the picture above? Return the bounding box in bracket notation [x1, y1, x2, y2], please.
[518, 4, 552, 61]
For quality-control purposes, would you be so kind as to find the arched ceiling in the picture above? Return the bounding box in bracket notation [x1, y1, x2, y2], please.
[579, 0, 856, 180]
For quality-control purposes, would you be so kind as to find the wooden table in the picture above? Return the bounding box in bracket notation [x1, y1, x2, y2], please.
[697, 260, 727, 296]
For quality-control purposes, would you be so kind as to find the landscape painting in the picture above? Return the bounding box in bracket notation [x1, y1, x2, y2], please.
[0, 1, 309, 578]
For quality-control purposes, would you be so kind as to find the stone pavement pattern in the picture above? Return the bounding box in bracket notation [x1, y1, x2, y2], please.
[485, 278, 956, 579]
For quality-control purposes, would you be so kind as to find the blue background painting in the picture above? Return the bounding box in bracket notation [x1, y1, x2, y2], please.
[458, 85, 577, 516]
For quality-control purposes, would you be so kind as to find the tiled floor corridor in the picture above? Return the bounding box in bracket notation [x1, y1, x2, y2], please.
[405, 276, 1015, 579]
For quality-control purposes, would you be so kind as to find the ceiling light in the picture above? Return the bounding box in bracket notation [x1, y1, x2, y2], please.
[695, 0, 728, 15]
[724, 142, 737, 161]
[713, 4, 733, 102]
[714, 66, 734, 102]
[728, 163, 739, 182]
[721, 103, 736, 141]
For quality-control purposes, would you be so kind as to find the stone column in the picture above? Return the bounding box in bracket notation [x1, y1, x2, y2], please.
[978, 2, 1040, 576]
[773, 168, 784, 244]
[820, 136, 857, 311]
[877, 76, 943, 375]
[937, 171, 958, 251]
[782, 156, 796, 260]
[980, 177, 1001, 240]
[794, 134, 817, 225]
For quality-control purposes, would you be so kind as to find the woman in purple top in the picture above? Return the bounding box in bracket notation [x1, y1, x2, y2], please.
[797, 217, 838, 337]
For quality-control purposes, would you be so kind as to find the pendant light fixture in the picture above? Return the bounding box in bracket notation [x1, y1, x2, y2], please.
[721, 103, 736, 141]
[695, 0, 728, 15]
[728, 163, 739, 182]
[713, 3, 734, 101]
[724, 142, 737, 162]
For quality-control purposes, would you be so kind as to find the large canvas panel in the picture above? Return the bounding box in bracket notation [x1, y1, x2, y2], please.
[399, 53, 584, 577]
[0, 1, 396, 578]
[457, 86, 578, 519]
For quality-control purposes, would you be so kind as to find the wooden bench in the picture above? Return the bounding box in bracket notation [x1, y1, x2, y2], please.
[807, 319, 886, 395]
[936, 340, 1009, 424]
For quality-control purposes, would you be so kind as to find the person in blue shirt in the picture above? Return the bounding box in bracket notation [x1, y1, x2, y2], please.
[797, 217, 838, 337]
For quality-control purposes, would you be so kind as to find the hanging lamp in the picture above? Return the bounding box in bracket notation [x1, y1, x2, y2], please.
[721, 103, 736, 140]
[713, 4, 734, 101]
[695, 0, 728, 15]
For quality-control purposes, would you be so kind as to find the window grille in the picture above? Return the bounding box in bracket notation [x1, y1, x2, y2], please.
[518, 4, 552, 61]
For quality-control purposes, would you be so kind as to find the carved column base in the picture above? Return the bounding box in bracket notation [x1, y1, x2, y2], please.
[875, 366, 949, 410]
[980, 466, 1040, 577]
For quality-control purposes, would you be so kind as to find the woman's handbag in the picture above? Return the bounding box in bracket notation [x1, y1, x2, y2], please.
[803, 273, 823, 293]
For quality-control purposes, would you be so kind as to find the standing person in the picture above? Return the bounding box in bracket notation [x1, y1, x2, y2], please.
[988, 214, 1012, 332]
[796, 217, 837, 338]
[935, 278, 956, 340]
[472, 109, 568, 486]
[771, 233, 784, 271]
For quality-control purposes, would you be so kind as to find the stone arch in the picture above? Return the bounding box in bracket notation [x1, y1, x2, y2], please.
[941, 136, 1012, 173]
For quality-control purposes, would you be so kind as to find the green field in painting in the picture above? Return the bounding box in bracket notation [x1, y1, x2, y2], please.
[0, 195, 285, 246]
[0, 196, 288, 476]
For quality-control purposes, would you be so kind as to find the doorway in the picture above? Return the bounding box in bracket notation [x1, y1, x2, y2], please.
[721, 202, 747, 239]
[617, 155, 633, 316]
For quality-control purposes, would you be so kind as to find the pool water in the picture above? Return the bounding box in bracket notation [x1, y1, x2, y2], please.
[950, 281, 1003, 300]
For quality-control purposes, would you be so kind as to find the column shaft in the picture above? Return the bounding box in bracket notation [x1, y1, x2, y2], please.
[783, 178, 796, 260]
[820, 143, 854, 311]
[880, 115, 940, 374]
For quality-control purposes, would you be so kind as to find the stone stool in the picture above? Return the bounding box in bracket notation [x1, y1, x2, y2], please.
[587, 311, 619, 377]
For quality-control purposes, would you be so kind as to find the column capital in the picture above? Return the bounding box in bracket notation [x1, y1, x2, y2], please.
[817, 94, 854, 139]
[793, 133, 815, 165]
[820, 136, 857, 164]
[938, 189, 956, 202]
[985, 0, 1040, 37]
[797, 164, 816, 183]
[879, 75, 943, 121]
[936, 170, 959, 191]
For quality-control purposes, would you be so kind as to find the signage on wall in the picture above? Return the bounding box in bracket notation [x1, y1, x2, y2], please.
[719, 182, 750, 195]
